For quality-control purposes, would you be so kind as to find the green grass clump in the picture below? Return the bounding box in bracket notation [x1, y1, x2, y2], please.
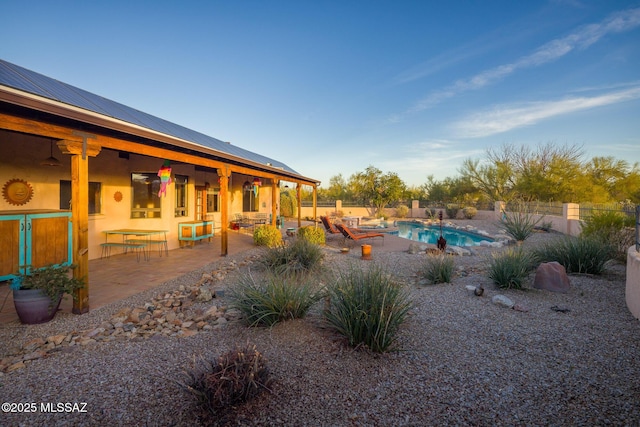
[323, 265, 412, 353]
[253, 225, 283, 247]
[228, 272, 323, 327]
[180, 344, 273, 425]
[297, 225, 326, 245]
[534, 236, 615, 275]
[500, 210, 543, 242]
[487, 248, 537, 289]
[419, 253, 455, 284]
[259, 238, 324, 276]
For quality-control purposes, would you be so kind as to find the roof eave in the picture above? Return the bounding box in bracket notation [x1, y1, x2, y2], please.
[0, 84, 320, 186]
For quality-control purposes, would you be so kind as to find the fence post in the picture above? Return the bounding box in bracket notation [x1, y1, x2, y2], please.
[411, 200, 419, 218]
[336, 200, 342, 214]
[564, 203, 580, 236]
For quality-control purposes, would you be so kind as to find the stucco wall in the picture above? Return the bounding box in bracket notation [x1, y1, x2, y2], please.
[0, 131, 276, 261]
[627, 246, 640, 321]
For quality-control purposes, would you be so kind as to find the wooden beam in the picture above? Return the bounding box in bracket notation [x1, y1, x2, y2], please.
[0, 113, 318, 185]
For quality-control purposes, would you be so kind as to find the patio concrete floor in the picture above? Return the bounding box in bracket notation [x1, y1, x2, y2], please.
[0, 222, 409, 325]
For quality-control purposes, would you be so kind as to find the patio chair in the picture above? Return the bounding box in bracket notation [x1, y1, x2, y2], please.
[336, 224, 385, 245]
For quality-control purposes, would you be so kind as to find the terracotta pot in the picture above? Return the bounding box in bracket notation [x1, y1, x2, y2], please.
[13, 289, 62, 324]
[361, 244, 372, 260]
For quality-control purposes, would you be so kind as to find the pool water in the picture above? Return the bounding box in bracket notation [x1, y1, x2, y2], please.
[389, 222, 493, 247]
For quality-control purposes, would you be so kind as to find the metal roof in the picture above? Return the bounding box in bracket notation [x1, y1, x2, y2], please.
[0, 59, 299, 175]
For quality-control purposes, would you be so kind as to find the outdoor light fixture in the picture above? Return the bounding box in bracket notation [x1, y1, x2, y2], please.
[41, 140, 62, 167]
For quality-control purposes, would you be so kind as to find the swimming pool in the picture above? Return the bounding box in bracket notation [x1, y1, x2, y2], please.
[389, 222, 494, 247]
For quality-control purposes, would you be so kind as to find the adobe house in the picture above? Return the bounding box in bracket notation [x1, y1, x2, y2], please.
[0, 59, 319, 314]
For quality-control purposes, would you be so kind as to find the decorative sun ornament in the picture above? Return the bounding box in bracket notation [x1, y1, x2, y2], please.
[114, 191, 123, 202]
[2, 179, 34, 206]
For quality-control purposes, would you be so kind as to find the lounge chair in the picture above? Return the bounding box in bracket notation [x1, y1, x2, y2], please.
[320, 215, 341, 234]
[320, 216, 369, 236]
[336, 224, 385, 245]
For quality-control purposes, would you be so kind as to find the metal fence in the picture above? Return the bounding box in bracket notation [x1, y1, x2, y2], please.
[578, 202, 637, 220]
[505, 201, 564, 216]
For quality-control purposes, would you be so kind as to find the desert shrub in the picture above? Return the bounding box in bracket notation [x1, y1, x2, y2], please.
[581, 211, 635, 261]
[395, 205, 409, 218]
[487, 248, 537, 289]
[297, 225, 326, 245]
[259, 239, 324, 276]
[376, 211, 389, 220]
[445, 204, 459, 219]
[323, 265, 412, 353]
[534, 236, 615, 275]
[228, 272, 323, 327]
[419, 253, 455, 284]
[181, 344, 273, 425]
[462, 206, 478, 219]
[253, 225, 282, 247]
[500, 210, 543, 242]
[425, 208, 436, 219]
[280, 190, 297, 217]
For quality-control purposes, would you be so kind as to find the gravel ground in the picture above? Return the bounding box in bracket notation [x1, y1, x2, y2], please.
[1, 221, 639, 426]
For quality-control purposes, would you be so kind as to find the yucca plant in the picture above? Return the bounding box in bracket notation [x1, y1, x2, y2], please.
[180, 344, 273, 425]
[534, 236, 615, 275]
[228, 271, 323, 327]
[487, 248, 537, 289]
[259, 238, 324, 276]
[323, 265, 412, 353]
[500, 209, 543, 242]
[419, 253, 455, 284]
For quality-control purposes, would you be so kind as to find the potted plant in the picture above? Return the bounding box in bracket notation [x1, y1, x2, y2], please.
[10, 264, 84, 324]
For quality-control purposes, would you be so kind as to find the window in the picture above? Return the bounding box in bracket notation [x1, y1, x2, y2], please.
[174, 175, 188, 217]
[59, 180, 102, 214]
[207, 187, 220, 213]
[131, 173, 161, 218]
[243, 186, 259, 212]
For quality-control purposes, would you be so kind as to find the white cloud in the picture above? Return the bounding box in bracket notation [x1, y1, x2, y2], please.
[410, 7, 640, 112]
[451, 85, 640, 138]
[373, 140, 484, 183]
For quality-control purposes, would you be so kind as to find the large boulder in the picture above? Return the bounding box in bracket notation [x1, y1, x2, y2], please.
[533, 262, 571, 293]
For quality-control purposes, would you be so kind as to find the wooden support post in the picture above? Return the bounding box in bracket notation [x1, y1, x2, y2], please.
[272, 180, 278, 227]
[297, 184, 302, 228]
[312, 185, 317, 227]
[58, 139, 101, 314]
[218, 168, 229, 256]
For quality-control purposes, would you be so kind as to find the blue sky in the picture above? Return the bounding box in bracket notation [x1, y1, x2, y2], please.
[2, 1, 640, 188]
